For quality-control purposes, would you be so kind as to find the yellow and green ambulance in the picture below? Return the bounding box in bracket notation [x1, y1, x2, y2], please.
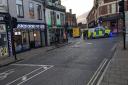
[87, 27, 111, 39]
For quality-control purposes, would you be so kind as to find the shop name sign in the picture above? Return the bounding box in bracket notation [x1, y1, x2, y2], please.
[0, 24, 6, 32]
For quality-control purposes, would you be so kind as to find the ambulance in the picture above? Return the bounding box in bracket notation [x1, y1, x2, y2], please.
[87, 26, 111, 39]
[72, 27, 80, 38]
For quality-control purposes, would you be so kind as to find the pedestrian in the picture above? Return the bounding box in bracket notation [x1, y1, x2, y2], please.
[64, 23, 69, 42]
[83, 31, 86, 40]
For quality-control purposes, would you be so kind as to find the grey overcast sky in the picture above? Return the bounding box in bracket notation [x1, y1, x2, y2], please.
[61, 0, 94, 17]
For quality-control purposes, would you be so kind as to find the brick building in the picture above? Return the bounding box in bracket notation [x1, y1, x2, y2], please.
[66, 9, 77, 27]
[65, 9, 77, 37]
[86, 7, 96, 28]
[87, 0, 125, 33]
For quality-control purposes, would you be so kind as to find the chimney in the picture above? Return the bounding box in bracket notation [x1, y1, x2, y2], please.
[69, 9, 72, 14]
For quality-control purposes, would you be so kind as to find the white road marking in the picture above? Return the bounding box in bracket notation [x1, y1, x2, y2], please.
[6, 64, 54, 85]
[17, 66, 53, 85]
[11, 64, 51, 67]
[0, 69, 15, 80]
[96, 60, 112, 85]
[6, 66, 43, 85]
[22, 76, 27, 81]
[111, 44, 117, 52]
[87, 58, 108, 85]
[86, 43, 93, 45]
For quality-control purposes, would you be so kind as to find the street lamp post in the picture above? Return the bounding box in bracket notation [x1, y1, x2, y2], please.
[119, 0, 126, 50]
[43, 0, 48, 46]
[7, 0, 17, 60]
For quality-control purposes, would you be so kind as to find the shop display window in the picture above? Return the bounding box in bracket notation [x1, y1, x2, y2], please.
[22, 31, 29, 50]
[14, 31, 22, 52]
[34, 31, 41, 47]
[0, 24, 8, 57]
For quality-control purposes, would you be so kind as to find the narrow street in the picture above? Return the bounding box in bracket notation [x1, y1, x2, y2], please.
[0, 36, 119, 85]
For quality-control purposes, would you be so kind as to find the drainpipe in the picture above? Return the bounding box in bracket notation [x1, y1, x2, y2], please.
[43, 0, 48, 46]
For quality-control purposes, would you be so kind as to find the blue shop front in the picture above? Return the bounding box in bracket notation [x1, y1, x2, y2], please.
[13, 23, 45, 53]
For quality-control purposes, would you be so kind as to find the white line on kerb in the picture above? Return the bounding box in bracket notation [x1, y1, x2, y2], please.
[91, 59, 108, 85]
[87, 58, 108, 85]
[96, 59, 112, 85]
[111, 44, 117, 52]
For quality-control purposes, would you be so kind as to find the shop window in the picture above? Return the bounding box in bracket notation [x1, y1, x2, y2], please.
[29, 30, 41, 48]
[14, 31, 22, 52]
[22, 31, 29, 50]
[16, 0, 24, 17]
[111, 3, 116, 14]
[34, 31, 41, 47]
[0, 24, 8, 57]
[53, 12, 56, 26]
[60, 13, 65, 26]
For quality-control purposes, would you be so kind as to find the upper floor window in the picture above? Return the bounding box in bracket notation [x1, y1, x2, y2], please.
[111, 3, 116, 14]
[0, 0, 2, 4]
[16, 0, 24, 17]
[107, 5, 111, 14]
[57, 14, 59, 19]
[29, 2, 34, 18]
[37, 4, 42, 20]
[60, 13, 65, 26]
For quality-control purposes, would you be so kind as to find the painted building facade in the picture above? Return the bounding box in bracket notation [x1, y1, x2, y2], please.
[45, 0, 66, 45]
[65, 9, 77, 37]
[0, 0, 10, 58]
[125, 0, 128, 41]
[8, 0, 46, 53]
[87, 0, 123, 33]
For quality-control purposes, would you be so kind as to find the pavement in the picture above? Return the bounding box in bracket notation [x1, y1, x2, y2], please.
[99, 42, 128, 85]
[0, 37, 119, 85]
[0, 42, 71, 68]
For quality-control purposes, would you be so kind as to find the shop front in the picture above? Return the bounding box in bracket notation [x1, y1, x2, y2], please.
[48, 26, 64, 45]
[14, 24, 45, 53]
[101, 14, 121, 33]
[0, 24, 9, 58]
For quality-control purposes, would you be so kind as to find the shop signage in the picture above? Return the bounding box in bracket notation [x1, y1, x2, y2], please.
[17, 24, 45, 30]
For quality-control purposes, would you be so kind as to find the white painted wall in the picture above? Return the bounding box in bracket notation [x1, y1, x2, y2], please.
[0, 0, 8, 13]
[8, 0, 45, 23]
[45, 8, 52, 26]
